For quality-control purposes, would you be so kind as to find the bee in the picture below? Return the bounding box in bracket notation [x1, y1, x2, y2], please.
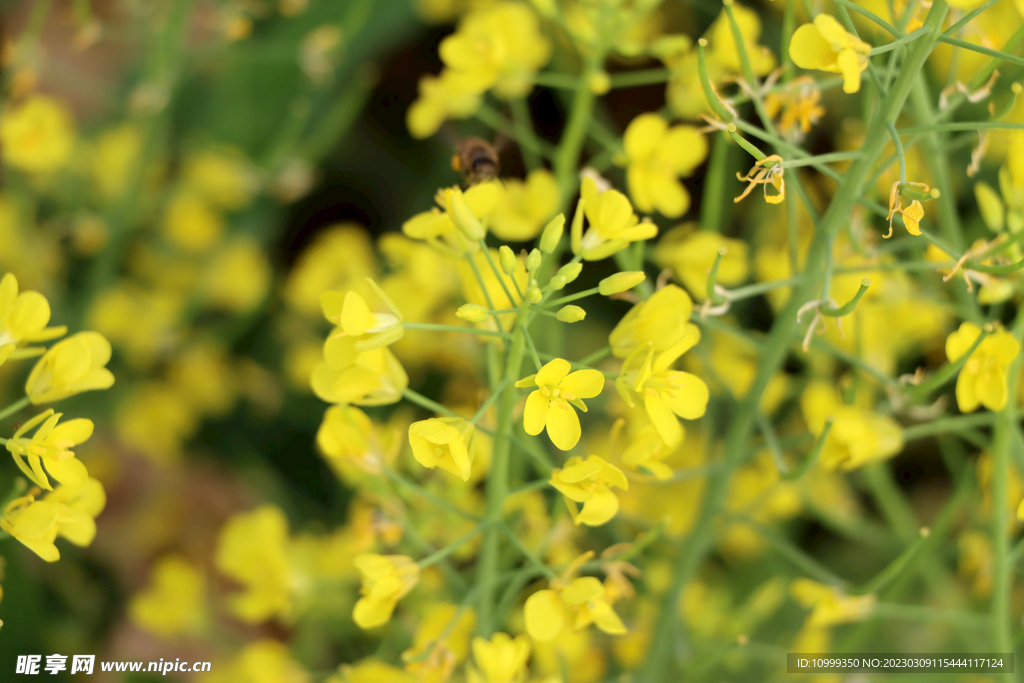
[452, 137, 501, 186]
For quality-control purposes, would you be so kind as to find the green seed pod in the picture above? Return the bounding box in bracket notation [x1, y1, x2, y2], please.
[599, 271, 646, 295]
[539, 214, 565, 253]
[556, 305, 586, 323]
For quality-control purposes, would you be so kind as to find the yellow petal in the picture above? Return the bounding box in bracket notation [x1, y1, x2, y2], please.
[976, 366, 1008, 411]
[624, 113, 668, 161]
[576, 487, 619, 526]
[535, 357, 571, 387]
[545, 402, 581, 451]
[523, 390, 549, 436]
[955, 371, 980, 413]
[946, 322, 981, 362]
[560, 577, 604, 604]
[559, 369, 604, 399]
[661, 373, 710, 419]
[789, 23, 837, 71]
[836, 49, 863, 94]
[341, 292, 375, 337]
[524, 589, 565, 641]
[902, 200, 924, 235]
[44, 456, 89, 487]
[644, 394, 682, 447]
[589, 600, 627, 634]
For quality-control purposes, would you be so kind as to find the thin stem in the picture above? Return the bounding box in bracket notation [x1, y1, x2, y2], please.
[383, 468, 481, 523]
[0, 397, 31, 423]
[510, 98, 542, 171]
[887, 122, 907, 184]
[902, 412, 996, 441]
[404, 322, 509, 339]
[418, 524, 484, 569]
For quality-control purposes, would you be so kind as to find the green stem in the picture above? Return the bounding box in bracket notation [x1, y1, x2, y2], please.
[0, 397, 31, 423]
[853, 528, 930, 595]
[383, 468, 481, 522]
[510, 97, 542, 171]
[699, 132, 731, 232]
[902, 412, 995, 441]
[403, 322, 509, 338]
[554, 59, 601, 199]
[477, 325, 527, 635]
[418, 524, 484, 569]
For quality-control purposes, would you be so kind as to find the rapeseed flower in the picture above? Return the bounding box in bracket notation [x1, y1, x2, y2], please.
[549, 455, 628, 526]
[128, 555, 207, 637]
[653, 227, 748, 301]
[352, 553, 420, 629]
[402, 602, 475, 682]
[608, 284, 696, 358]
[525, 574, 626, 642]
[311, 335, 409, 406]
[800, 382, 904, 470]
[322, 279, 404, 352]
[317, 405, 385, 478]
[621, 113, 707, 218]
[946, 322, 1020, 413]
[790, 14, 872, 94]
[489, 169, 561, 241]
[468, 632, 531, 683]
[0, 94, 76, 173]
[790, 578, 875, 627]
[215, 506, 296, 623]
[25, 331, 115, 404]
[0, 478, 105, 562]
[0, 272, 66, 364]
[576, 176, 657, 260]
[409, 416, 477, 481]
[516, 358, 604, 451]
[5, 409, 92, 490]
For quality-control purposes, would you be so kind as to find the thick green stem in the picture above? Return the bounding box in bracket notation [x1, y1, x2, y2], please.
[554, 68, 598, 199]
[477, 325, 526, 635]
[640, 5, 949, 680]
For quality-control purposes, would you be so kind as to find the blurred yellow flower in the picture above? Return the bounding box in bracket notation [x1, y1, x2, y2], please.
[128, 555, 207, 637]
[26, 331, 115, 404]
[525, 576, 626, 642]
[621, 113, 707, 218]
[549, 455, 628, 526]
[162, 191, 225, 253]
[311, 335, 409, 406]
[517, 358, 604, 451]
[91, 124, 143, 202]
[790, 14, 871, 94]
[489, 169, 561, 241]
[0, 272, 66, 365]
[353, 553, 420, 629]
[469, 632, 531, 683]
[284, 225, 377, 317]
[182, 148, 258, 210]
[409, 416, 476, 481]
[654, 227, 748, 301]
[947, 322, 1021, 413]
[0, 94, 76, 173]
[207, 640, 311, 683]
[800, 382, 904, 470]
[790, 578, 875, 627]
[317, 405, 383, 477]
[204, 238, 272, 313]
[321, 279, 404, 352]
[0, 478, 105, 562]
[608, 284, 695, 358]
[215, 506, 296, 623]
[402, 602, 476, 682]
[407, 70, 483, 139]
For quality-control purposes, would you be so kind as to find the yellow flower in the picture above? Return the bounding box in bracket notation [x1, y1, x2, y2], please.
[284, 224, 377, 317]
[617, 335, 709, 448]
[764, 77, 826, 140]
[402, 603, 476, 683]
[0, 478, 105, 562]
[439, 2, 551, 98]
[91, 124, 143, 202]
[800, 382, 904, 470]
[608, 284, 695, 358]
[734, 155, 786, 204]
[182, 148, 257, 210]
[0, 94, 76, 173]
[489, 169, 561, 241]
[206, 640, 311, 683]
[5, 409, 92, 490]
[653, 227, 749, 301]
[25, 331, 115, 404]
[407, 70, 483, 139]
[203, 237, 272, 313]
[706, 3, 777, 76]
[469, 632, 531, 683]
[353, 554, 420, 629]
[789, 14, 872, 94]
[577, 176, 657, 260]
[162, 190, 225, 252]
[790, 578, 875, 627]
[524, 576, 627, 642]
[621, 113, 707, 218]
[516, 358, 604, 451]
[330, 659, 413, 683]
[549, 455, 628, 526]
[321, 279, 404, 352]
[311, 335, 409, 406]
[317, 405, 384, 477]
[409, 417, 477, 481]
[403, 182, 502, 253]
[947, 322, 1021, 413]
[0, 272, 66, 364]
[128, 555, 207, 637]
[215, 506, 296, 623]
[885, 181, 930, 237]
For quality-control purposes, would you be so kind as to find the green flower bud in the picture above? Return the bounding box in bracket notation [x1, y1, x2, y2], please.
[526, 248, 543, 272]
[599, 271, 646, 295]
[456, 303, 489, 323]
[499, 245, 517, 276]
[444, 187, 485, 241]
[525, 287, 543, 304]
[548, 275, 568, 291]
[539, 214, 565, 253]
[556, 305, 586, 323]
[557, 262, 582, 285]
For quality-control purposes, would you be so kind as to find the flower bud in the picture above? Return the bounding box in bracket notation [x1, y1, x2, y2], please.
[548, 275, 568, 291]
[540, 214, 565, 253]
[526, 248, 543, 272]
[525, 287, 543, 304]
[588, 71, 611, 95]
[599, 271, 646, 295]
[556, 305, 586, 323]
[456, 303, 489, 323]
[444, 187, 485, 241]
[557, 262, 582, 285]
[499, 245, 517, 276]
[570, 198, 585, 255]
